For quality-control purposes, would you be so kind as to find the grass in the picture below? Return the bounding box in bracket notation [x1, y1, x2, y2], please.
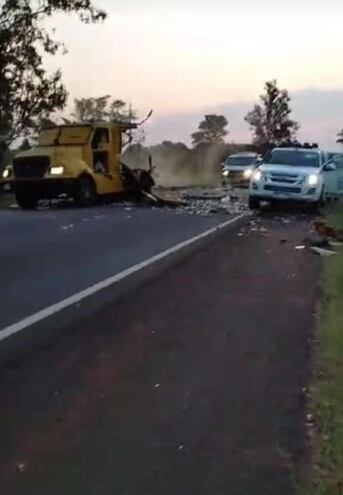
[305, 205, 343, 494]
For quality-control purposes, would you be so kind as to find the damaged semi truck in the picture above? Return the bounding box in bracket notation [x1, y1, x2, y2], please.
[1, 119, 154, 209]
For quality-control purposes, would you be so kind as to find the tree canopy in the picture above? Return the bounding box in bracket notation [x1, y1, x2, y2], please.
[71, 97, 137, 123]
[0, 0, 106, 165]
[245, 80, 299, 152]
[191, 115, 229, 148]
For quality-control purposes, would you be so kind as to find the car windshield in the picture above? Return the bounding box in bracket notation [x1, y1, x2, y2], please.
[227, 156, 255, 166]
[265, 150, 320, 167]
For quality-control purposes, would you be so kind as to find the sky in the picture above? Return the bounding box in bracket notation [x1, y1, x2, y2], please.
[48, 0, 343, 148]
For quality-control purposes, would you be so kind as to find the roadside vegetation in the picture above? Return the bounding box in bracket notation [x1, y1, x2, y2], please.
[307, 205, 343, 494]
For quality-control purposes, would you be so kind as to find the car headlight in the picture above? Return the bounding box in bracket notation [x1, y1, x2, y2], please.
[2, 168, 10, 179]
[253, 170, 262, 181]
[222, 170, 229, 177]
[243, 168, 254, 179]
[50, 166, 64, 176]
[308, 174, 319, 186]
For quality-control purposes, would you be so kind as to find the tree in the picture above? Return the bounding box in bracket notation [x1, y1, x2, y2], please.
[245, 80, 299, 152]
[0, 0, 106, 167]
[336, 129, 343, 144]
[71, 97, 137, 123]
[191, 115, 229, 147]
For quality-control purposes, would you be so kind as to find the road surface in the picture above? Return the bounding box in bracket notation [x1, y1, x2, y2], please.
[0, 206, 230, 329]
[0, 212, 319, 495]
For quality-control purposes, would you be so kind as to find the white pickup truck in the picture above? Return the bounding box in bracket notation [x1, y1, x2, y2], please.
[248, 146, 343, 210]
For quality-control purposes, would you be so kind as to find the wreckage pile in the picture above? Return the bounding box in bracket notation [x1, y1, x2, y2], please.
[157, 187, 249, 216]
[304, 218, 343, 256]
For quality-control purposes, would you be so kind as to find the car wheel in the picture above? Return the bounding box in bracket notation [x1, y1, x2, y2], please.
[15, 191, 39, 210]
[248, 196, 260, 210]
[73, 177, 97, 207]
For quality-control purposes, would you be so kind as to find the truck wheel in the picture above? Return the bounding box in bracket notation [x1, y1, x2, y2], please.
[248, 196, 260, 210]
[74, 177, 96, 207]
[15, 191, 39, 210]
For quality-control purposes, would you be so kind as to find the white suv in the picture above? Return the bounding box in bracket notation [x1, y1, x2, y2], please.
[248, 146, 342, 210]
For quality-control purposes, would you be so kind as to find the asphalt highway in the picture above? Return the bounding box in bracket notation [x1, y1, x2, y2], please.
[0, 206, 230, 329]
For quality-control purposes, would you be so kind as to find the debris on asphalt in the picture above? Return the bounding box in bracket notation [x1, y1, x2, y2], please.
[301, 219, 343, 256]
[295, 245, 306, 250]
[304, 235, 331, 249]
[153, 186, 249, 216]
[313, 218, 343, 242]
[154, 383, 161, 389]
[310, 246, 336, 257]
[17, 462, 27, 473]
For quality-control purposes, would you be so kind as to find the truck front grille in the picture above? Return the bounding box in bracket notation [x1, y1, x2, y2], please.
[13, 156, 50, 179]
[264, 185, 301, 194]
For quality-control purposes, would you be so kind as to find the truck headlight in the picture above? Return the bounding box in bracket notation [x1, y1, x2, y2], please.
[253, 170, 262, 181]
[308, 174, 319, 186]
[243, 168, 254, 179]
[222, 170, 229, 177]
[50, 166, 64, 176]
[2, 168, 10, 179]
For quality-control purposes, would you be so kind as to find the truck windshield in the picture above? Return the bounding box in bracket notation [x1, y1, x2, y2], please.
[266, 150, 320, 167]
[227, 156, 255, 166]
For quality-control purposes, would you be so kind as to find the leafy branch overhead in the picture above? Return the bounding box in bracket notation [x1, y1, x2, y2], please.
[0, 0, 107, 158]
[245, 80, 299, 151]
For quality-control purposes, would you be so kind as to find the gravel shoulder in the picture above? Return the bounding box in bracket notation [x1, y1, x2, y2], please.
[0, 213, 319, 495]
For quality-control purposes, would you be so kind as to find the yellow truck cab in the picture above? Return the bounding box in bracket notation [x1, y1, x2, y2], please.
[2, 122, 151, 209]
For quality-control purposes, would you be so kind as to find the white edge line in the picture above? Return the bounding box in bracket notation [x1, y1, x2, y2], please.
[0, 213, 248, 343]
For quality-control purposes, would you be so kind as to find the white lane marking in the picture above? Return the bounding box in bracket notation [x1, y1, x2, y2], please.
[0, 213, 248, 343]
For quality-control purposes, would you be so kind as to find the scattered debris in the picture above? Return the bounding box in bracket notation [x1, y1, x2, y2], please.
[302, 219, 343, 256]
[310, 246, 336, 257]
[295, 245, 306, 250]
[314, 219, 343, 242]
[154, 383, 160, 389]
[61, 224, 74, 231]
[17, 462, 27, 473]
[178, 445, 184, 451]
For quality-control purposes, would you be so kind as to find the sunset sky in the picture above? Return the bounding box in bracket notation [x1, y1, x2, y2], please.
[49, 0, 343, 147]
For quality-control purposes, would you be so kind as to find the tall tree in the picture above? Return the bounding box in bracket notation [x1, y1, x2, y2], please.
[245, 80, 299, 152]
[191, 115, 229, 148]
[0, 0, 106, 167]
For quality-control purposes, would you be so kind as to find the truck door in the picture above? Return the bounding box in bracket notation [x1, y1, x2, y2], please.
[91, 127, 121, 194]
[92, 128, 110, 173]
[322, 153, 337, 196]
[333, 156, 343, 196]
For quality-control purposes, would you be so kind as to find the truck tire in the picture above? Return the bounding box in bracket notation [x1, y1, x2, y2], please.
[15, 191, 39, 210]
[248, 196, 260, 210]
[73, 177, 97, 207]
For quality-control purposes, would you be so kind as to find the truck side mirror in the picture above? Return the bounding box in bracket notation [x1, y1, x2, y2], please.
[323, 162, 336, 172]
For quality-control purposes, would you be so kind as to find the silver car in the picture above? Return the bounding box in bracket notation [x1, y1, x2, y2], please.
[222, 152, 260, 187]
